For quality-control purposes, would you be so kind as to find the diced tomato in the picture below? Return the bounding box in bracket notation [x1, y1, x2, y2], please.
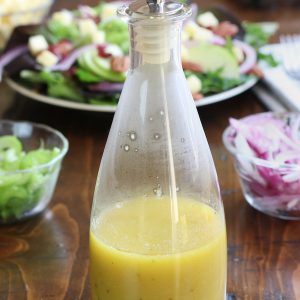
[211, 21, 239, 38]
[192, 92, 204, 101]
[97, 45, 112, 58]
[111, 56, 129, 73]
[92, 16, 101, 24]
[49, 40, 74, 59]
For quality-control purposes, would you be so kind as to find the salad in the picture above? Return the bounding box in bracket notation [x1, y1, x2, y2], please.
[0, 135, 60, 222]
[0, 1, 276, 106]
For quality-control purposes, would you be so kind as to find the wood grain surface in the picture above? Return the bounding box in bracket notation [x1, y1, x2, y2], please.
[1, 0, 300, 299]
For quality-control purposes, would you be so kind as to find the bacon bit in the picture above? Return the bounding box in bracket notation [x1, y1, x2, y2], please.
[97, 45, 112, 58]
[91, 16, 101, 24]
[111, 56, 130, 73]
[182, 61, 203, 73]
[249, 65, 264, 79]
[192, 92, 204, 101]
[49, 40, 74, 59]
[211, 21, 239, 38]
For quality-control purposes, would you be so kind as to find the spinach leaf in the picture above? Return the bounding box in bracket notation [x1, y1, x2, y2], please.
[185, 69, 248, 95]
[20, 70, 84, 102]
[75, 68, 104, 83]
[257, 51, 279, 67]
[242, 22, 270, 50]
[243, 22, 278, 67]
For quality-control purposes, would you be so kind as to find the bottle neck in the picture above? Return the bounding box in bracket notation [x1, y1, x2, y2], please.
[128, 20, 182, 70]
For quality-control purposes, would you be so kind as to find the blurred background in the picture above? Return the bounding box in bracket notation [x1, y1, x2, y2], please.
[1, 0, 299, 50]
[50, 0, 300, 34]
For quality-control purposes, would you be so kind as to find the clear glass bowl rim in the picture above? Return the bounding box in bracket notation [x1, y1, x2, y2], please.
[0, 0, 53, 17]
[0, 119, 69, 175]
[222, 124, 300, 172]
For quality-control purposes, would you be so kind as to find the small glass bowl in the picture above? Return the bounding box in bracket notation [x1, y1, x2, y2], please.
[223, 112, 300, 220]
[0, 0, 53, 48]
[0, 120, 68, 224]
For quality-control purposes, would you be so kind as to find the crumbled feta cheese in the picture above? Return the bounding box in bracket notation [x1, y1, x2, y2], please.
[181, 45, 189, 61]
[92, 30, 106, 44]
[194, 26, 214, 41]
[187, 75, 202, 94]
[78, 19, 98, 37]
[28, 35, 49, 56]
[51, 10, 73, 26]
[36, 50, 59, 67]
[101, 3, 118, 20]
[184, 21, 213, 42]
[105, 44, 123, 57]
[197, 12, 219, 28]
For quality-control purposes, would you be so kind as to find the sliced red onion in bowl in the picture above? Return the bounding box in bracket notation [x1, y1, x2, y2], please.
[0, 45, 28, 80]
[224, 112, 300, 218]
[291, 115, 300, 147]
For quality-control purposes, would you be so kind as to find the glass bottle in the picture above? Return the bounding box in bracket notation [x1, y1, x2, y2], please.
[90, 1, 227, 299]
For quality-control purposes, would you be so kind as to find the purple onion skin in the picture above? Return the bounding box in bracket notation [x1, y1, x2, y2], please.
[87, 82, 124, 93]
[5, 52, 37, 77]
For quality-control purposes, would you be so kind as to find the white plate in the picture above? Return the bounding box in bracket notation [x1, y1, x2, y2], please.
[6, 76, 258, 112]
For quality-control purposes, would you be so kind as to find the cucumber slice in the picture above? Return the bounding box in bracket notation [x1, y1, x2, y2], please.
[0, 173, 29, 188]
[0, 135, 61, 222]
[80, 50, 105, 76]
[79, 49, 126, 82]
[20, 149, 59, 169]
[93, 56, 126, 82]
[0, 136, 22, 154]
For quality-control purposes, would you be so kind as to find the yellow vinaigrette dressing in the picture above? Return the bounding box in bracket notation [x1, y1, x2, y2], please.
[90, 197, 227, 300]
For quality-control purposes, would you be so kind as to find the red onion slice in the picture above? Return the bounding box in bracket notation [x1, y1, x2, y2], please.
[87, 81, 123, 92]
[49, 44, 97, 72]
[234, 40, 257, 74]
[211, 35, 226, 46]
[0, 45, 28, 80]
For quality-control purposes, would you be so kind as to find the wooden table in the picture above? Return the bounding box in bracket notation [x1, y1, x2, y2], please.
[1, 1, 300, 299]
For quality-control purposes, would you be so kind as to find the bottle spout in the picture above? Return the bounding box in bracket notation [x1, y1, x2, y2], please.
[119, 0, 191, 65]
[146, 0, 163, 13]
[125, 0, 189, 18]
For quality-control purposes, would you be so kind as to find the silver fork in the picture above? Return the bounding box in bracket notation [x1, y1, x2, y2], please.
[280, 34, 300, 80]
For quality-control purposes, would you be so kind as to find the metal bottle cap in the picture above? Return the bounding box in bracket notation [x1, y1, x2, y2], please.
[118, 0, 190, 20]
